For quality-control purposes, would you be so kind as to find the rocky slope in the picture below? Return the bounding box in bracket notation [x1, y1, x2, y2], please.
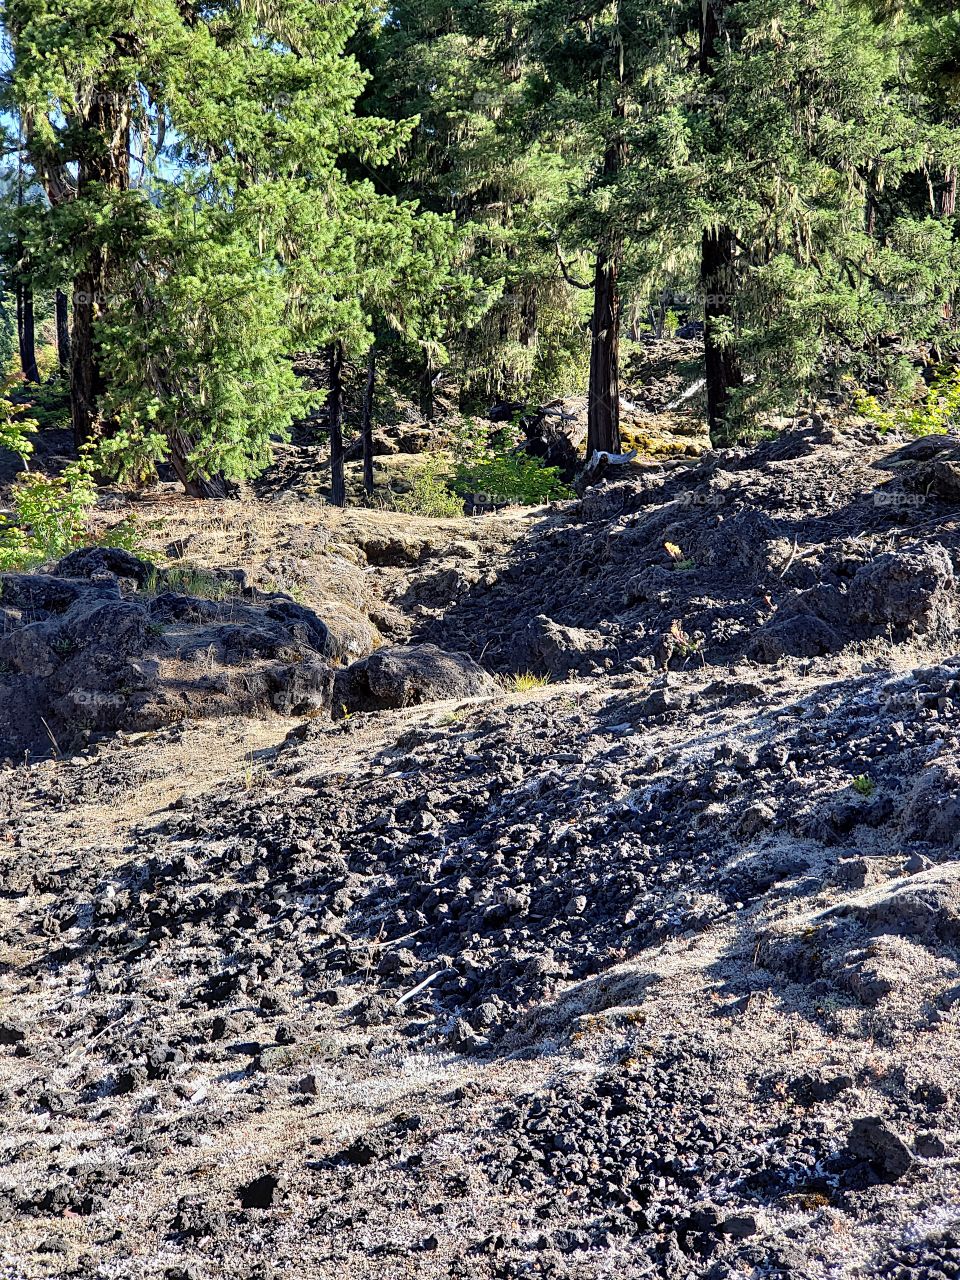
[2, 424, 960, 1279]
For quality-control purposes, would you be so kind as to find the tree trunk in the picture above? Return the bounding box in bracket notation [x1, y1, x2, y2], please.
[16, 277, 40, 384]
[587, 249, 622, 454]
[864, 194, 877, 238]
[55, 289, 71, 377]
[520, 291, 538, 352]
[361, 344, 376, 498]
[699, 0, 743, 446]
[166, 428, 230, 498]
[70, 84, 130, 452]
[14, 128, 39, 386]
[940, 169, 958, 323]
[701, 225, 743, 446]
[651, 291, 668, 340]
[71, 264, 107, 450]
[939, 166, 957, 217]
[328, 341, 346, 508]
[419, 351, 435, 423]
[586, 61, 626, 457]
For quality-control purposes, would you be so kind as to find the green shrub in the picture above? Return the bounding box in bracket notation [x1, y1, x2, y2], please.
[28, 377, 72, 432]
[393, 455, 465, 517]
[35, 344, 60, 382]
[144, 565, 236, 599]
[0, 457, 97, 570]
[0, 524, 34, 572]
[451, 417, 572, 505]
[97, 515, 153, 556]
[0, 373, 38, 463]
[856, 366, 960, 436]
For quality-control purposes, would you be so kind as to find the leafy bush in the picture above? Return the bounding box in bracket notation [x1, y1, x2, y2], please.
[393, 454, 465, 517]
[35, 344, 61, 382]
[97, 516, 152, 556]
[856, 366, 960, 436]
[28, 376, 72, 432]
[0, 373, 38, 462]
[0, 524, 33, 571]
[451, 417, 572, 505]
[0, 458, 97, 570]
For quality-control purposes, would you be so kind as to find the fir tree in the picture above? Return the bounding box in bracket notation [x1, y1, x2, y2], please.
[0, 0, 457, 498]
[363, 3, 588, 411]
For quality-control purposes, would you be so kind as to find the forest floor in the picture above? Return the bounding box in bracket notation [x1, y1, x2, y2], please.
[3, 366, 960, 1277]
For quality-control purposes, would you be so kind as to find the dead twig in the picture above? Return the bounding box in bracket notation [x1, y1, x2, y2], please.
[395, 969, 445, 1008]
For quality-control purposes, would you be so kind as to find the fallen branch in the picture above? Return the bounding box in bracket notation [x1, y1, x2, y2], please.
[395, 969, 446, 1008]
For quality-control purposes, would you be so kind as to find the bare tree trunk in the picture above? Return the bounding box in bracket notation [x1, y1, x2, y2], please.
[520, 291, 538, 353]
[55, 289, 71, 377]
[701, 225, 743, 445]
[419, 351, 435, 423]
[328, 341, 346, 507]
[361, 344, 376, 498]
[586, 38, 625, 457]
[939, 166, 957, 218]
[14, 122, 39, 385]
[71, 264, 106, 450]
[16, 277, 40, 384]
[941, 168, 958, 323]
[699, 0, 743, 446]
[587, 249, 622, 454]
[864, 195, 877, 238]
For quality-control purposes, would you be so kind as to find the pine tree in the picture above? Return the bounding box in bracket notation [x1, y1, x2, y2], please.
[363, 3, 588, 412]
[519, 0, 960, 444]
[484, 0, 671, 453]
[698, 0, 960, 424]
[0, 0, 456, 497]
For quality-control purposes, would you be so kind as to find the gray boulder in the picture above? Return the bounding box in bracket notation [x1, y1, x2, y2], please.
[749, 611, 842, 662]
[520, 614, 615, 676]
[335, 643, 496, 713]
[848, 545, 956, 638]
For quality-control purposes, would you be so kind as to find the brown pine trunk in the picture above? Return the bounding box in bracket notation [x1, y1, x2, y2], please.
[361, 344, 376, 498]
[71, 264, 107, 450]
[328, 341, 346, 508]
[16, 277, 40, 384]
[70, 84, 130, 451]
[939, 166, 957, 218]
[520, 291, 538, 352]
[865, 195, 877, 238]
[699, 0, 743, 446]
[419, 351, 435, 423]
[166, 428, 230, 498]
[14, 128, 39, 385]
[934, 169, 959, 323]
[702, 225, 743, 446]
[941, 168, 958, 323]
[55, 289, 71, 377]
